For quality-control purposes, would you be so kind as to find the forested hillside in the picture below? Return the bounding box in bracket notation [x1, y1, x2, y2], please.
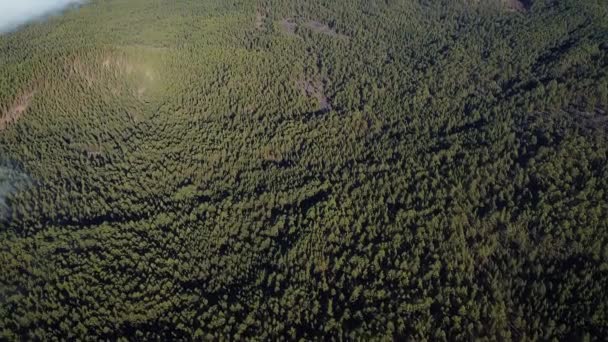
[1, 0, 607, 339]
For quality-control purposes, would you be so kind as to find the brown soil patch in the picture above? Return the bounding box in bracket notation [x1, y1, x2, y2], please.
[304, 21, 349, 39]
[256, 10, 266, 30]
[0, 91, 35, 131]
[260, 145, 283, 162]
[280, 18, 298, 36]
[84, 145, 104, 159]
[297, 77, 331, 112]
[137, 87, 147, 97]
[504, 0, 528, 12]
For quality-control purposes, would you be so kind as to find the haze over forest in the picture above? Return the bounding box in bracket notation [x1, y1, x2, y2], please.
[0, 0, 86, 33]
[0, 0, 607, 340]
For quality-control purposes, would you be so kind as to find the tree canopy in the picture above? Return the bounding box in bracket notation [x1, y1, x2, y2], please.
[0, 0, 607, 340]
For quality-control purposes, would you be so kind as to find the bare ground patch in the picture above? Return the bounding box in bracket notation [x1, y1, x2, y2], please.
[571, 107, 608, 133]
[504, 0, 529, 12]
[99, 55, 137, 76]
[84, 145, 104, 159]
[70, 57, 99, 86]
[304, 21, 349, 39]
[0, 91, 35, 131]
[296, 77, 331, 112]
[256, 10, 267, 30]
[280, 18, 298, 36]
[92, 54, 159, 101]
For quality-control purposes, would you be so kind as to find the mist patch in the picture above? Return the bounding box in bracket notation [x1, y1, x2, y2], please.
[0, 0, 87, 33]
[0, 165, 30, 221]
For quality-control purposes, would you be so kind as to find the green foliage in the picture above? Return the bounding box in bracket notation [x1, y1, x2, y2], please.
[0, 0, 607, 339]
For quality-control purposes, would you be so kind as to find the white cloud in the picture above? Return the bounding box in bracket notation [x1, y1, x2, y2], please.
[0, 0, 86, 33]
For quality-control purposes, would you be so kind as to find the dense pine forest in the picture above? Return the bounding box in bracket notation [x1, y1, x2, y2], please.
[0, 0, 607, 339]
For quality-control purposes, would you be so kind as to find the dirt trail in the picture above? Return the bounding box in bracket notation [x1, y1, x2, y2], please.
[0, 91, 35, 131]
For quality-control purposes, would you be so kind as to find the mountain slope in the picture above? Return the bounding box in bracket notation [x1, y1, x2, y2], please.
[0, 0, 607, 339]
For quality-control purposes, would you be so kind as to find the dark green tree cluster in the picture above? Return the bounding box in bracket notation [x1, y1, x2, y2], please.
[0, 0, 607, 340]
